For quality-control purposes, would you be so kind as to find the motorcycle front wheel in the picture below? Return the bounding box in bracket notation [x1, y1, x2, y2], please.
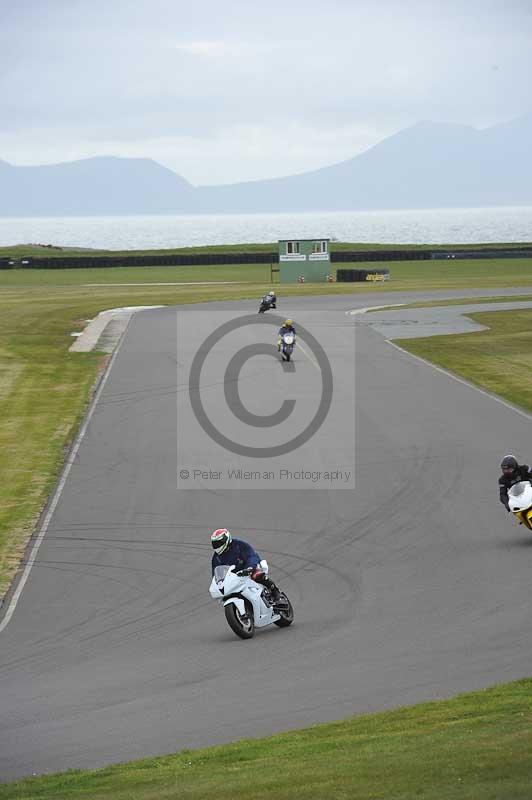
[225, 602, 255, 639]
[273, 593, 294, 627]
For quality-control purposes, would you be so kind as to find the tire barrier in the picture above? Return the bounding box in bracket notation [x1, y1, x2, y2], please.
[333, 247, 532, 262]
[15, 252, 278, 269]
[430, 249, 532, 260]
[333, 249, 430, 262]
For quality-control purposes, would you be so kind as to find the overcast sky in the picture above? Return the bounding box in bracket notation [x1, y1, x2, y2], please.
[1, 0, 531, 184]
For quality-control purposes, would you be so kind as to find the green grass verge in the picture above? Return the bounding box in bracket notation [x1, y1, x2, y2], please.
[397, 294, 532, 309]
[395, 308, 532, 413]
[1, 678, 531, 799]
[0, 263, 271, 286]
[0, 257, 531, 289]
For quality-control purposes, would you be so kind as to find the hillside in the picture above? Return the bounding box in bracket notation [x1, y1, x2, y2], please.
[1, 113, 532, 215]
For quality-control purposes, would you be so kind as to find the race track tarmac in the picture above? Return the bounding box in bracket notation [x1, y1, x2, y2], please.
[2, 288, 532, 781]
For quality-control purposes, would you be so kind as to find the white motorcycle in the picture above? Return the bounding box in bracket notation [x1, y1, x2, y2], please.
[508, 481, 532, 531]
[209, 562, 294, 639]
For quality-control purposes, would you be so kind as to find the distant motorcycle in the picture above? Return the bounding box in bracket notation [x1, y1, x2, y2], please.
[209, 564, 294, 640]
[280, 331, 295, 362]
[508, 481, 532, 531]
[258, 297, 276, 313]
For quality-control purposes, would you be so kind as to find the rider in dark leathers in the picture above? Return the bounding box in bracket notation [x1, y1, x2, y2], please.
[211, 529, 281, 601]
[499, 454, 532, 511]
[260, 291, 276, 310]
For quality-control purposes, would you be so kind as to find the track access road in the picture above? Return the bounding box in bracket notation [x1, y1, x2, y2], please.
[1, 288, 532, 781]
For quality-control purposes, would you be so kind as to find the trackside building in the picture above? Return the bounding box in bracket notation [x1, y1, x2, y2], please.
[279, 238, 331, 282]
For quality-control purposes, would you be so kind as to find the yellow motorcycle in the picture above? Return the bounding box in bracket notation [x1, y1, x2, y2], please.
[508, 482, 532, 530]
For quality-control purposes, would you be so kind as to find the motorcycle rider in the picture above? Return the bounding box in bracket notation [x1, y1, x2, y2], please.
[277, 318, 296, 351]
[211, 528, 281, 602]
[260, 290, 276, 310]
[499, 454, 532, 511]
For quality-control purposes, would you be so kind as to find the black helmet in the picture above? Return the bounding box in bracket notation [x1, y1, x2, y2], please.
[501, 454, 518, 474]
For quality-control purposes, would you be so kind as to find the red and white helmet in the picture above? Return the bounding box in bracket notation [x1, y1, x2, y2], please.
[211, 528, 232, 554]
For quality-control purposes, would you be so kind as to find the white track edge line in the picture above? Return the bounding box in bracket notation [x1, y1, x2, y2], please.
[346, 303, 406, 315]
[0, 317, 132, 634]
[296, 339, 320, 371]
[387, 340, 532, 422]
[349, 301, 532, 421]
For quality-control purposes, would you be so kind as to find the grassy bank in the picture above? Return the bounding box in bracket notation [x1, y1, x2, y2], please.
[395, 308, 532, 413]
[1, 678, 531, 799]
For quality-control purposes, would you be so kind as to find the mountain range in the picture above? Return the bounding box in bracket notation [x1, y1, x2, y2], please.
[1, 114, 531, 216]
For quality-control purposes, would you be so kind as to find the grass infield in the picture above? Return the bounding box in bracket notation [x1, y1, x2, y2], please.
[398, 294, 532, 309]
[395, 307, 532, 413]
[0, 256, 531, 289]
[1, 678, 531, 799]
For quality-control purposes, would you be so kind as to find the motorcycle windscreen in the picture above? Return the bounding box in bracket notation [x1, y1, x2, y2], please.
[509, 481, 532, 515]
[214, 565, 231, 583]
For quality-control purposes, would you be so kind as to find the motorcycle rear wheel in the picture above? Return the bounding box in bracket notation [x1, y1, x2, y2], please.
[273, 593, 294, 627]
[225, 602, 255, 639]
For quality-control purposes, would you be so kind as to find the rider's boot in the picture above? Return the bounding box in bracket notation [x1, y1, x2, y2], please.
[266, 579, 281, 602]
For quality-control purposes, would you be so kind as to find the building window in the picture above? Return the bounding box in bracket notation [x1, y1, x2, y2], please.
[312, 241, 328, 253]
[286, 241, 300, 255]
